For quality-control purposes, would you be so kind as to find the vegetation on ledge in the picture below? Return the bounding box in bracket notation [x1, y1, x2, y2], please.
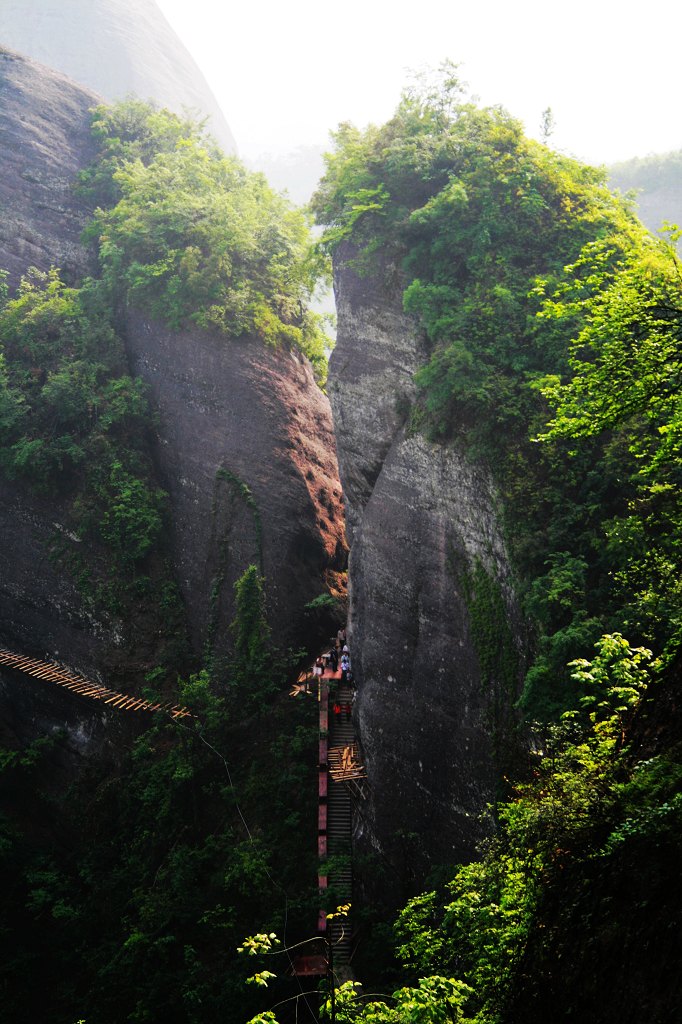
[81, 100, 330, 382]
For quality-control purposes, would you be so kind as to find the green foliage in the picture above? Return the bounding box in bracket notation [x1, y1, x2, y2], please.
[215, 467, 263, 564]
[536, 230, 682, 656]
[0, 265, 191, 664]
[1, 658, 318, 1024]
[359, 634, 670, 1024]
[304, 592, 340, 611]
[77, 99, 207, 207]
[229, 565, 275, 712]
[322, 976, 475, 1023]
[314, 64, 635, 442]
[240, 898, 477, 1024]
[459, 559, 519, 716]
[0, 267, 170, 619]
[95, 460, 164, 564]
[0, 733, 58, 776]
[568, 632, 657, 743]
[84, 102, 329, 381]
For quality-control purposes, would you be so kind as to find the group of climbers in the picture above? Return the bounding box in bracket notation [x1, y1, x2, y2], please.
[313, 625, 353, 682]
[309, 625, 356, 720]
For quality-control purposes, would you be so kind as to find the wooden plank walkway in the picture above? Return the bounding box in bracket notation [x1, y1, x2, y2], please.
[0, 647, 192, 719]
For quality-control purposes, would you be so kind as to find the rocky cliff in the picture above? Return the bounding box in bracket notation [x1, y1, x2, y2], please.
[125, 312, 346, 662]
[0, 49, 186, 710]
[330, 250, 522, 876]
[0, 0, 235, 153]
[0, 52, 345, 738]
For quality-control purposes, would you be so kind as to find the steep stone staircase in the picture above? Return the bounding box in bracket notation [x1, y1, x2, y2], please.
[326, 682, 355, 967]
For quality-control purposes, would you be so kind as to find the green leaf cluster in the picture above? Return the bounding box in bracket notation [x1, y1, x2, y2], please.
[373, 637, 676, 1024]
[0, 656, 319, 1024]
[228, 565, 275, 713]
[535, 230, 682, 658]
[240, 640, 679, 1024]
[313, 64, 636, 438]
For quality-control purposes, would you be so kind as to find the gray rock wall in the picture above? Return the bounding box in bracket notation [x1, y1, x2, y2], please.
[0, 51, 345, 717]
[330, 253, 521, 875]
[0, 662, 139, 764]
[0, 470, 191, 692]
[329, 250, 421, 542]
[0, 53, 188, 693]
[0, 478, 121, 674]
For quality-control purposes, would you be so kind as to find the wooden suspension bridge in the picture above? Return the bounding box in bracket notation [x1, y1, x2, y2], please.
[0, 647, 192, 718]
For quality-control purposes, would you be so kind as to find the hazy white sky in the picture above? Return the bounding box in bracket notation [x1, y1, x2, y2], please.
[155, 0, 681, 167]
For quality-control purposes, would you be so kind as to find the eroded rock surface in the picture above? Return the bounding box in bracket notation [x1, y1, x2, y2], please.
[125, 313, 346, 660]
[330, 253, 522, 875]
[0, 474, 188, 690]
[329, 249, 422, 541]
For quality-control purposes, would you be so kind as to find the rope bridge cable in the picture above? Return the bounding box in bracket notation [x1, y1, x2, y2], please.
[0, 647, 192, 719]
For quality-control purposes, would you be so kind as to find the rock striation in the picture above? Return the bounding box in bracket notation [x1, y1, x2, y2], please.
[0, 0, 235, 153]
[0, 48, 99, 290]
[329, 249, 522, 877]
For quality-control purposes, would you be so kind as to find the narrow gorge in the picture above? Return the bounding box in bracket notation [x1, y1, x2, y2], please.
[1, 14, 681, 1024]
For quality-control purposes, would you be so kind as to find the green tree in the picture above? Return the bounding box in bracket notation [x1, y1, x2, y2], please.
[377, 635, 664, 1024]
[535, 228, 682, 655]
[0, 267, 178, 630]
[230, 565, 274, 711]
[313, 65, 650, 719]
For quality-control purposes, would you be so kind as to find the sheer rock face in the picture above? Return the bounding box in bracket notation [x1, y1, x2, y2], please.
[0, 470, 191, 761]
[0, 479, 124, 674]
[0, 0, 235, 153]
[124, 313, 346, 660]
[330, 253, 521, 874]
[328, 254, 422, 543]
[0, 51, 175, 699]
[0, 52, 345, 721]
[0, 48, 99, 290]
